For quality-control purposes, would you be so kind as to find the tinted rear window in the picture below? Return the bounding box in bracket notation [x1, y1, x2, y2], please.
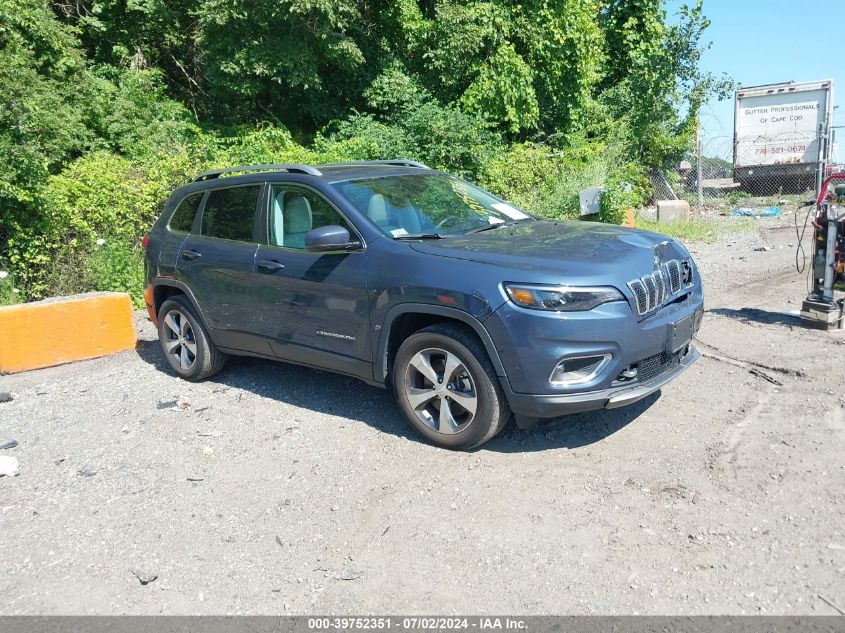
[201, 185, 261, 242]
[168, 192, 204, 233]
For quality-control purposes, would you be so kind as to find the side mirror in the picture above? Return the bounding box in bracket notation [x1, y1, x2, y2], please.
[304, 225, 362, 252]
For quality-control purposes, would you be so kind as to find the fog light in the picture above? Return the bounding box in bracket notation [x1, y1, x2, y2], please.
[549, 354, 611, 386]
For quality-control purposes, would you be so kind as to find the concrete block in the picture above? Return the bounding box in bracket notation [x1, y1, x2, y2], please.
[656, 199, 690, 223]
[0, 292, 137, 373]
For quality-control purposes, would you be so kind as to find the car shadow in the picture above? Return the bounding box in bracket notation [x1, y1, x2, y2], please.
[136, 339, 659, 453]
[483, 392, 659, 453]
[707, 306, 802, 328]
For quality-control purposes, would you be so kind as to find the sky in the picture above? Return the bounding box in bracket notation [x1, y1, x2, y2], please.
[665, 0, 844, 159]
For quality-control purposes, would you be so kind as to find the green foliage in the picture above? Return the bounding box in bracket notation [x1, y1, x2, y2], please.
[321, 99, 504, 178]
[89, 67, 200, 158]
[479, 142, 558, 210]
[599, 0, 734, 167]
[460, 42, 539, 134]
[315, 116, 413, 162]
[534, 132, 647, 223]
[8, 150, 194, 298]
[196, 0, 369, 125]
[43, 238, 145, 306]
[724, 189, 751, 206]
[88, 238, 146, 305]
[635, 215, 754, 242]
[363, 61, 430, 114]
[511, 0, 604, 132]
[0, 0, 95, 216]
[2, 0, 730, 304]
[0, 267, 21, 306]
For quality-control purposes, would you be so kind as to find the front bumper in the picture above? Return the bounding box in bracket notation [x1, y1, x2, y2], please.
[503, 344, 700, 425]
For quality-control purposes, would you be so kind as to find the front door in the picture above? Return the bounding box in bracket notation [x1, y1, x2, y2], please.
[251, 184, 370, 379]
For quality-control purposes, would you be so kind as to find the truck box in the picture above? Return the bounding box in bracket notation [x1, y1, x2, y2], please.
[734, 79, 833, 194]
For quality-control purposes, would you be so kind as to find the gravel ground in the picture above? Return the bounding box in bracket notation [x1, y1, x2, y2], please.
[1, 215, 843, 615]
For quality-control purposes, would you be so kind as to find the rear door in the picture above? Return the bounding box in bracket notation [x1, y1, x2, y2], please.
[158, 190, 205, 271]
[177, 183, 269, 353]
[252, 183, 371, 378]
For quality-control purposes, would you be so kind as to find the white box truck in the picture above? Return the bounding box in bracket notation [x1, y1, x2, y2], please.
[733, 79, 833, 194]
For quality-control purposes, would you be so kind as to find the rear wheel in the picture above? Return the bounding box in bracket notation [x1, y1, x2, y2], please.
[157, 295, 225, 381]
[392, 323, 510, 450]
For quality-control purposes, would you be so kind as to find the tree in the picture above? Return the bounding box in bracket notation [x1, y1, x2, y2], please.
[598, 0, 733, 166]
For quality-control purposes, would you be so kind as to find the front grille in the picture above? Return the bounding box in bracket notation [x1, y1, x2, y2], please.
[637, 348, 686, 383]
[627, 259, 690, 316]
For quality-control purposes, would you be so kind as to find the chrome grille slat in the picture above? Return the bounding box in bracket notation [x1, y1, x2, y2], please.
[654, 269, 665, 306]
[642, 275, 657, 312]
[667, 260, 681, 293]
[629, 280, 648, 315]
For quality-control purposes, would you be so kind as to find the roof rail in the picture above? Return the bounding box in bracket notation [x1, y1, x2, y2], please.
[318, 159, 431, 170]
[192, 164, 323, 182]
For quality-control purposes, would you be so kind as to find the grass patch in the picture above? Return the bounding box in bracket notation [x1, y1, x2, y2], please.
[635, 216, 755, 243]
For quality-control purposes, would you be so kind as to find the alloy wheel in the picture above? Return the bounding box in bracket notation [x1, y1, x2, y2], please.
[162, 309, 197, 371]
[404, 347, 478, 434]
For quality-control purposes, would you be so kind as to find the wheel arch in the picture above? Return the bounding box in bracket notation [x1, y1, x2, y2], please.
[376, 303, 507, 386]
[149, 279, 211, 331]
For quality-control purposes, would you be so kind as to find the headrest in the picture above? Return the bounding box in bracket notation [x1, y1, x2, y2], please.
[367, 194, 388, 224]
[286, 195, 312, 233]
[393, 201, 421, 233]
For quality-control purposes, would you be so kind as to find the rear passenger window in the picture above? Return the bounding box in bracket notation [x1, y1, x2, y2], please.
[168, 192, 204, 233]
[201, 185, 261, 242]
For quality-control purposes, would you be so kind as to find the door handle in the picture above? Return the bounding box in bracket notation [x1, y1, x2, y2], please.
[257, 259, 285, 271]
[180, 249, 202, 261]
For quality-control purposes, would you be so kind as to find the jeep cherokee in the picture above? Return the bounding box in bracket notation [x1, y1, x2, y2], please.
[143, 161, 703, 449]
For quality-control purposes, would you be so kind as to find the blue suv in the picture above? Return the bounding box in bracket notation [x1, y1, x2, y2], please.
[144, 161, 703, 449]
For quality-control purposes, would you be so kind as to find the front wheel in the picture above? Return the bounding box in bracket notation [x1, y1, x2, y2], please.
[392, 323, 511, 450]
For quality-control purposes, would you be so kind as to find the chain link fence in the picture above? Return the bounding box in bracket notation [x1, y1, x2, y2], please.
[648, 126, 837, 219]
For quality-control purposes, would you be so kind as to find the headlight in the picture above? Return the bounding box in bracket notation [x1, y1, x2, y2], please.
[504, 283, 624, 312]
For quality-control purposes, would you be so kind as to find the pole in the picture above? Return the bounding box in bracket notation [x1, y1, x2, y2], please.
[696, 117, 704, 208]
[815, 123, 825, 198]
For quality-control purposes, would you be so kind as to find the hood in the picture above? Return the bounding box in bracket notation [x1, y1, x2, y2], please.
[408, 220, 689, 284]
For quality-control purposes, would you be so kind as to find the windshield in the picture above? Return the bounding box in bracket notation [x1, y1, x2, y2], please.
[332, 173, 533, 238]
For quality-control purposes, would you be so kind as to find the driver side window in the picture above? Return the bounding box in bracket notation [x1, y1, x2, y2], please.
[268, 186, 353, 249]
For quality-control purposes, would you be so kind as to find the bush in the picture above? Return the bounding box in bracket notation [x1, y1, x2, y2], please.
[320, 99, 504, 179]
[479, 142, 559, 210]
[89, 238, 146, 305]
[199, 125, 316, 166]
[0, 267, 21, 306]
[8, 150, 195, 299]
[43, 237, 145, 306]
[497, 131, 649, 224]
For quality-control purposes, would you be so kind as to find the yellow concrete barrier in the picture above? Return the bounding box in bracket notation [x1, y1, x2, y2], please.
[0, 292, 137, 374]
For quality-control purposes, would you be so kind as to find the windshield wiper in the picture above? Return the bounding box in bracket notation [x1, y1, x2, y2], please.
[466, 220, 522, 234]
[392, 233, 446, 240]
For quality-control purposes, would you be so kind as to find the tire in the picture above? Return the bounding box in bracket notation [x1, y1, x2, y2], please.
[157, 295, 225, 381]
[392, 323, 511, 450]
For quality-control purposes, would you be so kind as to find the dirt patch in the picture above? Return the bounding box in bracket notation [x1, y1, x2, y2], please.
[0, 217, 843, 615]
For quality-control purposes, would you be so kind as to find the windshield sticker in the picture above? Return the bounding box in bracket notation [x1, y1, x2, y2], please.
[491, 202, 530, 220]
[390, 228, 409, 237]
[449, 179, 490, 218]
